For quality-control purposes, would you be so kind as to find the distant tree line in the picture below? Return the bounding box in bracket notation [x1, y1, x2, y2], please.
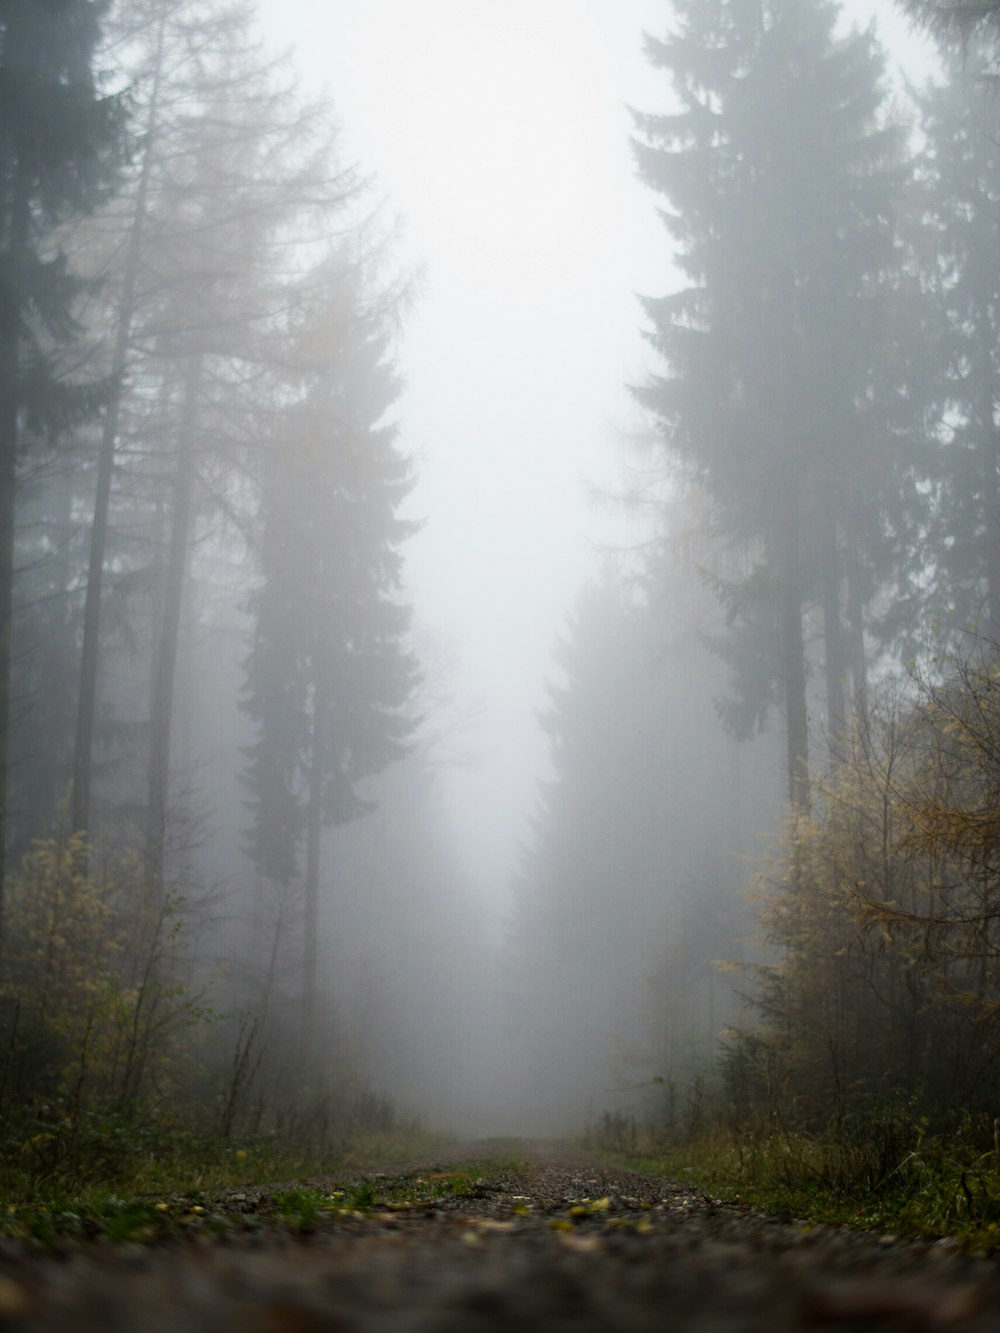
[0, 0, 429, 1160]
[507, 0, 1000, 1136]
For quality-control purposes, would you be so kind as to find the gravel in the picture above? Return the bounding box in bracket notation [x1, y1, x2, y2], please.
[1, 1140, 998, 1330]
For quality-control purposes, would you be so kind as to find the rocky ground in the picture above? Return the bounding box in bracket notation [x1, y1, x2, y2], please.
[1, 1140, 999, 1330]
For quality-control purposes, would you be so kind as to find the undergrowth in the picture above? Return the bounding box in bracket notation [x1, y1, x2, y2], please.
[605, 1110, 1000, 1255]
[0, 1152, 508, 1248]
[0, 1100, 447, 1212]
[267, 1166, 494, 1231]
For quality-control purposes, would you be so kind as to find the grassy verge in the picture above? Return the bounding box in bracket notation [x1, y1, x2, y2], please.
[0, 1110, 477, 1246]
[607, 1121, 1000, 1255]
[0, 1138, 525, 1251]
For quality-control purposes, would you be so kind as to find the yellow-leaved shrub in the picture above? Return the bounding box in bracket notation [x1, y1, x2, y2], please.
[1, 832, 207, 1118]
[730, 641, 1000, 1126]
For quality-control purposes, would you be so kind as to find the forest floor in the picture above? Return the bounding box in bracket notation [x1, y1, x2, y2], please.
[1, 1138, 999, 1330]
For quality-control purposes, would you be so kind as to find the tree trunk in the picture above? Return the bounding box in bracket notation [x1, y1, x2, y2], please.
[992, 173, 1000, 642]
[819, 494, 848, 764]
[0, 167, 31, 962]
[146, 353, 202, 896]
[0, 304, 17, 965]
[984, 390, 1000, 641]
[780, 508, 809, 812]
[302, 669, 328, 1067]
[73, 16, 165, 842]
[845, 547, 868, 717]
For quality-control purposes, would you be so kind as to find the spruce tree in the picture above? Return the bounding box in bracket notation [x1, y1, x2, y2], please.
[632, 0, 913, 801]
[898, 1, 1000, 43]
[504, 564, 780, 1127]
[0, 0, 125, 947]
[67, 0, 360, 887]
[242, 254, 419, 1060]
[911, 46, 1000, 637]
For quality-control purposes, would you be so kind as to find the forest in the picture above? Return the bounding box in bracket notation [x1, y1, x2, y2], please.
[0, 0, 998, 1244]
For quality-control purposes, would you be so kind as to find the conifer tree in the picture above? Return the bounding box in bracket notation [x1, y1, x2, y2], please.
[632, 0, 914, 801]
[0, 0, 125, 946]
[242, 254, 419, 1059]
[67, 0, 361, 888]
[911, 46, 1000, 637]
[71, 5, 167, 843]
[898, 1, 1000, 43]
[504, 563, 780, 1126]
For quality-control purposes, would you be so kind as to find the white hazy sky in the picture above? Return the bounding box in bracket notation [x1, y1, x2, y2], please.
[255, 0, 937, 916]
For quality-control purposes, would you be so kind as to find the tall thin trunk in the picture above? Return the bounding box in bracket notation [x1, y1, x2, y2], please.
[984, 391, 1000, 640]
[73, 16, 166, 841]
[990, 128, 1000, 643]
[146, 353, 202, 895]
[0, 165, 31, 962]
[819, 495, 848, 764]
[845, 547, 868, 718]
[302, 670, 328, 1066]
[0, 308, 17, 967]
[780, 508, 809, 812]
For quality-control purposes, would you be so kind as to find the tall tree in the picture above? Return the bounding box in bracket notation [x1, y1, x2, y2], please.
[632, 0, 913, 802]
[243, 254, 419, 1061]
[68, 0, 361, 886]
[899, 1, 1000, 42]
[71, 6, 166, 842]
[910, 46, 1000, 638]
[504, 565, 780, 1128]
[0, 0, 125, 949]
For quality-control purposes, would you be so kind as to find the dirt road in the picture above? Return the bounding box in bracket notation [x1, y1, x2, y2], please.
[1, 1140, 998, 1330]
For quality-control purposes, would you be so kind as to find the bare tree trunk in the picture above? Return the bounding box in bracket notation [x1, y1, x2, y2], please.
[845, 548, 868, 717]
[302, 670, 328, 1067]
[0, 306, 17, 965]
[992, 183, 1000, 642]
[780, 508, 809, 812]
[985, 392, 1000, 641]
[73, 16, 166, 842]
[146, 353, 202, 896]
[819, 495, 848, 765]
[0, 166, 30, 963]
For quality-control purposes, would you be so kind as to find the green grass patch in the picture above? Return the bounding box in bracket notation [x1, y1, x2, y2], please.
[0, 1110, 516, 1249]
[610, 1120, 1000, 1255]
[263, 1164, 501, 1231]
[0, 1105, 459, 1240]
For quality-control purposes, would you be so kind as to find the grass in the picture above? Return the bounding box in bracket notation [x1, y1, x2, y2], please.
[1, 1104, 449, 1194]
[605, 1117, 1000, 1255]
[0, 1106, 466, 1240]
[0, 1162, 514, 1248]
[265, 1165, 503, 1232]
[0, 1102, 521, 1249]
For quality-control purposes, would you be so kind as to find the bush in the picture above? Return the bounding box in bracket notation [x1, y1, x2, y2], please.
[0, 832, 210, 1131]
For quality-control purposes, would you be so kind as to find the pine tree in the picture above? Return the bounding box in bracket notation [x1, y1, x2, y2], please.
[0, 0, 125, 949]
[632, 0, 914, 802]
[242, 253, 419, 1060]
[71, 5, 167, 843]
[898, 1, 1000, 43]
[504, 565, 780, 1127]
[911, 45, 1000, 637]
[66, 0, 361, 886]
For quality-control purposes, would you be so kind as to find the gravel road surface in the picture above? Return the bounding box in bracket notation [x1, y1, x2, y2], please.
[1, 1140, 998, 1330]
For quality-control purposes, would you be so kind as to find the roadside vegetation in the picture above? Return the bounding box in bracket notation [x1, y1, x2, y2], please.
[2, 0, 999, 1248]
[0, 0, 480, 1218]
[590, 635, 1000, 1255]
[601, 1112, 1000, 1256]
[0, 1153, 507, 1249]
[0, 825, 438, 1217]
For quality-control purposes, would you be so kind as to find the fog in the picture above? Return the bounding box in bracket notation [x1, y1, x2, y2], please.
[5, 0, 996, 1153]
[254, 0, 937, 918]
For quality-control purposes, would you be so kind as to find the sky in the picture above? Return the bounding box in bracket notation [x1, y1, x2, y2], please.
[255, 0, 938, 920]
